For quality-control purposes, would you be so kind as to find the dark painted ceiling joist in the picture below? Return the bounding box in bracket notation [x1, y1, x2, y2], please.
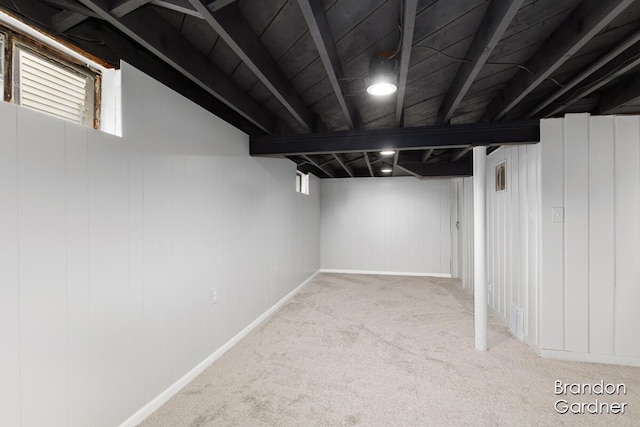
[598, 71, 640, 114]
[302, 155, 334, 178]
[251, 120, 540, 156]
[149, 0, 200, 17]
[437, 0, 523, 124]
[298, 0, 356, 129]
[74, 0, 273, 133]
[52, 0, 152, 32]
[482, 0, 635, 121]
[421, 148, 434, 163]
[363, 153, 374, 177]
[528, 28, 640, 119]
[188, 0, 315, 132]
[394, 0, 418, 127]
[332, 153, 354, 177]
[544, 41, 640, 117]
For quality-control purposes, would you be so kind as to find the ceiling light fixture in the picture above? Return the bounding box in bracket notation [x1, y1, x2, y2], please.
[367, 52, 397, 96]
[380, 150, 396, 156]
[381, 167, 393, 173]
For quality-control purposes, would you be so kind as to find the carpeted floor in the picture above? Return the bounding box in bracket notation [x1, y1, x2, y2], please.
[141, 273, 640, 426]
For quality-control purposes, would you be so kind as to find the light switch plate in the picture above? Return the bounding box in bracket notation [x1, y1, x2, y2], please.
[552, 207, 564, 223]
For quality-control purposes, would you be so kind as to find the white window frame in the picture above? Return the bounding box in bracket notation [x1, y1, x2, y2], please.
[296, 170, 310, 195]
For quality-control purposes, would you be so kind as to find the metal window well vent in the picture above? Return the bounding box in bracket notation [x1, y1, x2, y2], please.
[16, 47, 93, 126]
[510, 304, 524, 340]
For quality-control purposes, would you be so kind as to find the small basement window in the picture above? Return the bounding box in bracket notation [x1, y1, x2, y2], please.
[1, 15, 103, 130]
[13, 44, 97, 127]
[296, 170, 309, 195]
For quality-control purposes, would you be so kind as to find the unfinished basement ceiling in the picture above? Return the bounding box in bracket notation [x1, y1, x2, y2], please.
[2, 0, 640, 177]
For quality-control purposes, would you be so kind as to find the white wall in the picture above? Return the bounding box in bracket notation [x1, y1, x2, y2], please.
[485, 145, 541, 347]
[0, 61, 320, 427]
[451, 177, 474, 290]
[320, 177, 451, 276]
[540, 114, 640, 365]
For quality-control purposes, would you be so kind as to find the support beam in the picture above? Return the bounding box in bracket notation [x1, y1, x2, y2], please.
[473, 146, 487, 351]
[482, 0, 634, 121]
[298, 0, 356, 129]
[302, 155, 334, 178]
[438, 0, 523, 124]
[332, 153, 354, 177]
[391, 151, 400, 176]
[42, 0, 101, 18]
[251, 120, 539, 156]
[75, 0, 273, 133]
[363, 152, 374, 177]
[598, 71, 640, 114]
[394, 0, 418, 127]
[188, 0, 315, 131]
[150, 0, 201, 17]
[52, 0, 152, 32]
[527, 28, 640, 118]
[396, 159, 473, 177]
[452, 146, 473, 162]
[421, 148, 434, 163]
[544, 41, 640, 117]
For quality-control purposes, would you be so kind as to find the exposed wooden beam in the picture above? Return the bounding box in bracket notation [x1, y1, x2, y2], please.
[544, 41, 640, 117]
[297, 0, 355, 129]
[421, 148, 434, 163]
[482, 0, 635, 121]
[395, 163, 422, 179]
[438, 0, 523, 124]
[527, 28, 640, 118]
[251, 120, 540, 156]
[598, 71, 640, 114]
[332, 153, 354, 177]
[52, 10, 93, 31]
[302, 155, 334, 178]
[363, 152, 374, 177]
[391, 151, 400, 176]
[188, 0, 315, 132]
[452, 146, 473, 162]
[75, 0, 273, 133]
[42, 0, 101, 18]
[149, 0, 200, 17]
[394, 0, 418, 127]
[52, 0, 152, 32]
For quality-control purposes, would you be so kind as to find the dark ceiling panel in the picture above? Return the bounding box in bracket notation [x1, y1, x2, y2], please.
[237, 0, 288, 35]
[179, 14, 218, 55]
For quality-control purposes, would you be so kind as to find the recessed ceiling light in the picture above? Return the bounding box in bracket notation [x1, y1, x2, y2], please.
[366, 81, 397, 96]
[381, 168, 392, 173]
[380, 150, 395, 156]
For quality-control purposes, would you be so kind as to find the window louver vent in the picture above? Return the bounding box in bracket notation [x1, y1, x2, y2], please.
[15, 47, 94, 126]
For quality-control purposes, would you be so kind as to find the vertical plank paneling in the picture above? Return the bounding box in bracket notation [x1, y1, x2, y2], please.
[614, 116, 640, 357]
[18, 108, 68, 427]
[527, 144, 540, 347]
[563, 114, 590, 353]
[539, 118, 565, 350]
[88, 131, 130, 427]
[0, 102, 21, 427]
[65, 122, 91, 427]
[588, 116, 615, 355]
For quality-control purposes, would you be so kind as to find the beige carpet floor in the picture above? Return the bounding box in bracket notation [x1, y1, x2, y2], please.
[141, 273, 640, 426]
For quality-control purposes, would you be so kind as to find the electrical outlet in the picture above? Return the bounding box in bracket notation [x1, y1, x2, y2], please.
[211, 289, 218, 305]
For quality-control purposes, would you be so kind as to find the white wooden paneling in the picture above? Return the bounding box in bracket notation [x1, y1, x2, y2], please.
[320, 177, 452, 275]
[64, 122, 91, 427]
[0, 102, 21, 427]
[17, 108, 68, 427]
[0, 61, 321, 427]
[614, 116, 640, 357]
[588, 116, 615, 355]
[527, 144, 541, 347]
[539, 118, 565, 350]
[563, 114, 590, 353]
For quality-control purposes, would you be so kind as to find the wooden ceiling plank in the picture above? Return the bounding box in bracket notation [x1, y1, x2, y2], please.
[188, 0, 315, 131]
[482, 0, 635, 121]
[598, 71, 640, 114]
[298, 0, 356, 129]
[395, 0, 419, 127]
[437, 0, 524, 125]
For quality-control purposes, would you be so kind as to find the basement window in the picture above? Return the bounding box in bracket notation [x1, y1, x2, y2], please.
[296, 170, 310, 195]
[495, 160, 506, 192]
[1, 19, 102, 129]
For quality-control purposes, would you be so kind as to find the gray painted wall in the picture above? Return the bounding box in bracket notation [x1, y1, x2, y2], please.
[0, 62, 320, 427]
[320, 177, 452, 275]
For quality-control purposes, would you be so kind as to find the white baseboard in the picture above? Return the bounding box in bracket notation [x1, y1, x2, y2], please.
[119, 270, 320, 427]
[319, 269, 452, 278]
[540, 349, 640, 367]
